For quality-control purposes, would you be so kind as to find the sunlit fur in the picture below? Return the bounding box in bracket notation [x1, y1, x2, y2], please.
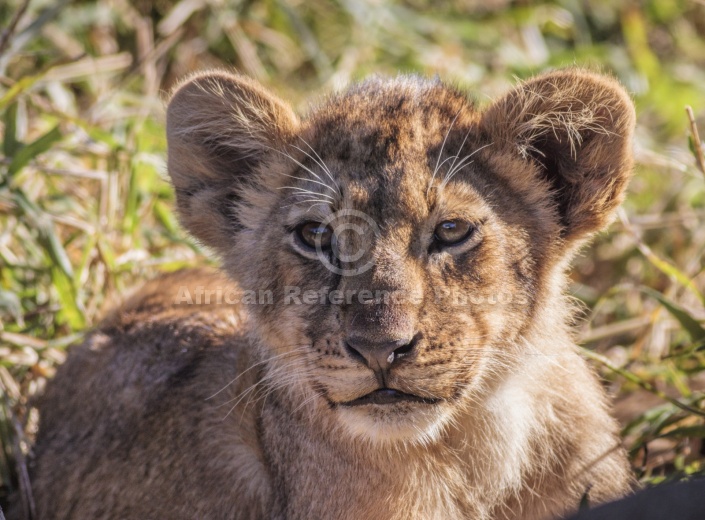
[26, 69, 636, 520]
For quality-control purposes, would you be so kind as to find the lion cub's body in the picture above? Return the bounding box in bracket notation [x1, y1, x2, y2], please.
[26, 70, 636, 520]
[31, 270, 629, 520]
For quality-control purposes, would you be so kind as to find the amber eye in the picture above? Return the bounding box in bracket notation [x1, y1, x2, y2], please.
[433, 220, 475, 247]
[296, 222, 333, 250]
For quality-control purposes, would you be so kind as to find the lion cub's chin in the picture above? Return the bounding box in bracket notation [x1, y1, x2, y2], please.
[336, 402, 451, 444]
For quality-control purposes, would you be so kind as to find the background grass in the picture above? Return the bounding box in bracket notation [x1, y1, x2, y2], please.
[1, 0, 705, 514]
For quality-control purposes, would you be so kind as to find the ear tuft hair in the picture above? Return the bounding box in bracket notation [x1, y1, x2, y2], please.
[480, 69, 636, 243]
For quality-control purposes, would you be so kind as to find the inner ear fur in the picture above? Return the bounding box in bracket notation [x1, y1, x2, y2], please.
[480, 69, 636, 243]
[166, 71, 299, 250]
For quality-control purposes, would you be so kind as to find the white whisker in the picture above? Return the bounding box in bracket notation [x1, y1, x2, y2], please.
[278, 186, 336, 200]
[428, 110, 461, 196]
[440, 142, 494, 189]
[294, 137, 341, 194]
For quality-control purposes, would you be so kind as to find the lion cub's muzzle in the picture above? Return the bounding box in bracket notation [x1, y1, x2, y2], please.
[341, 332, 433, 406]
[344, 333, 420, 383]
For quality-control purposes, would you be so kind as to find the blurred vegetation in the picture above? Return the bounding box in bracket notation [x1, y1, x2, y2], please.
[1, 0, 705, 514]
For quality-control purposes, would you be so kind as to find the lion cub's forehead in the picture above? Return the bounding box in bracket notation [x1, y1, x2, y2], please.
[308, 76, 478, 160]
[296, 76, 483, 219]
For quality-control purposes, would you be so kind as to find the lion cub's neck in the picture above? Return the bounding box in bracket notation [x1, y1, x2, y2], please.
[259, 393, 473, 519]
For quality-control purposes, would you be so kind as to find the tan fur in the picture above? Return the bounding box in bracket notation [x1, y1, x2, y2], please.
[24, 69, 636, 520]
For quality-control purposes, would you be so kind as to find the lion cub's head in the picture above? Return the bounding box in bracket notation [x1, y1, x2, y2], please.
[166, 70, 634, 443]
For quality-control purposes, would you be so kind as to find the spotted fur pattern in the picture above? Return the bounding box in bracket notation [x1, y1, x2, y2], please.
[25, 69, 636, 520]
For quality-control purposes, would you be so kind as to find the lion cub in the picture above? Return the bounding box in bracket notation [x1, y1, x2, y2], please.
[26, 69, 635, 520]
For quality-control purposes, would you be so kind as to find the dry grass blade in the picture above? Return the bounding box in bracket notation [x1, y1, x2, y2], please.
[581, 349, 705, 418]
[0, 0, 30, 59]
[686, 106, 705, 178]
[580, 316, 653, 344]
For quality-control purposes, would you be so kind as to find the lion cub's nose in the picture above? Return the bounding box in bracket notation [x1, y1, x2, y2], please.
[344, 335, 418, 373]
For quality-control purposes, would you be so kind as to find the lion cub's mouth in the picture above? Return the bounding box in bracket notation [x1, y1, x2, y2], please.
[341, 389, 440, 407]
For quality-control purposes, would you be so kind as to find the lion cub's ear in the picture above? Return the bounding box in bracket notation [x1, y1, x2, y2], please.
[480, 69, 636, 245]
[166, 71, 298, 250]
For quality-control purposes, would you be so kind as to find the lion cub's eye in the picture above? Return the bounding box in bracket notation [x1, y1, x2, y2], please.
[295, 221, 333, 250]
[433, 220, 475, 247]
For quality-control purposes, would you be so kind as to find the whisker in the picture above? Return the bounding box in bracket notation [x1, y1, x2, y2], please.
[278, 186, 336, 200]
[291, 389, 325, 415]
[260, 142, 338, 197]
[440, 142, 494, 189]
[281, 199, 334, 210]
[287, 145, 337, 195]
[293, 138, 341, 194]
[444, 127, 473, 184]
[220, 366, 317, 418]
[206, 345, 311, 400]
[428, 110, 461, 196]
[279, 172, 338, 196]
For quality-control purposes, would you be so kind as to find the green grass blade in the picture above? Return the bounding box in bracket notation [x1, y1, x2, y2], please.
[641, 287, 705, 343]
[0, 73, 43, 111]
[12, 190, 74, 280]
[7, 125, 62, 177]
[642, 249, 705, 305]
[51, 266, 85, 330]
[2, 103, 20, 158]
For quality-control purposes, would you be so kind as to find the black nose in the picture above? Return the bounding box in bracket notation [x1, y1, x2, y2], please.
[344, 335, 418, 373]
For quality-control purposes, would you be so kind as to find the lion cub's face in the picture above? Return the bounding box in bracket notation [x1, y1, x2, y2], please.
[167, 71, 634, 443]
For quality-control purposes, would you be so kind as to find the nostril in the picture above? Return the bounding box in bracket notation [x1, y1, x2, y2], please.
[393, 342, 414, 358]
[345, 333, 421, 368]
[393, 332, 421, 359]
[344, 342, 368, 366]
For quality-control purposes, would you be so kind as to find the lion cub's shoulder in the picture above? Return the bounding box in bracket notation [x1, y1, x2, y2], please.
[101, 267, 240, 327]
[31, 268, 266, 519]
[37, 268, 250, 443]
